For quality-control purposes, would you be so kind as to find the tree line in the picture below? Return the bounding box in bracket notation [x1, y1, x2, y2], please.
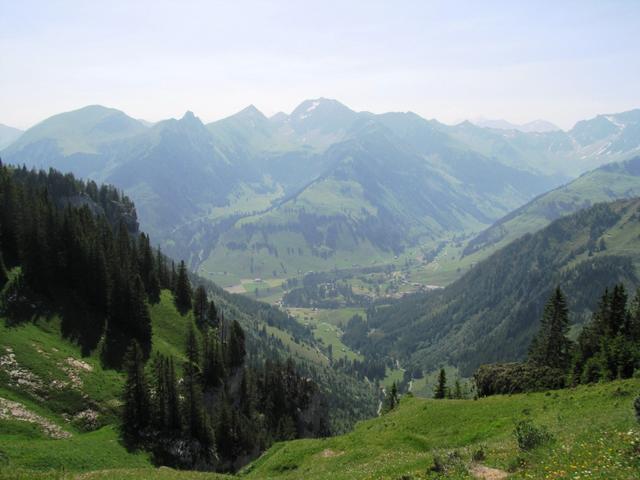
[475, 284, 640, 396]
[0, 162, 210, 368]
[122, 289, 329, 471]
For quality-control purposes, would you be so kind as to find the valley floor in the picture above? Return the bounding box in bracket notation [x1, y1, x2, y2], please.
[2, 380, 638, 479]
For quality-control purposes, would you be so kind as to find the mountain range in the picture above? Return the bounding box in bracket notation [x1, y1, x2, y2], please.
[2, 100, 640, 287]
[471, 117, 560, 133]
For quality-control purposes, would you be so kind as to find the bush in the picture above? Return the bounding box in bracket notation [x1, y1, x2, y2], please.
[471, 446, 486, 462]
[474, 363, 565, 397]
[514, 419, 553, 451]
[429, 455, 445, 473]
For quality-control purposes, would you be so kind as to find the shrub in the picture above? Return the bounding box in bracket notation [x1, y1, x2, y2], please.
[429, 455, 445, 473]
[474, 363, 565, 397]
[514, 419, 553, 451]
[471, 446, 486, 462]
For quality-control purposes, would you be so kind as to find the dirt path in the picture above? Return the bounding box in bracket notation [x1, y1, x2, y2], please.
[469, 464, 509, 479]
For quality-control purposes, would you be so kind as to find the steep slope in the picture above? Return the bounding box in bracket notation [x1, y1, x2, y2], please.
[464, 155, 640, 258]
[0, 124, 23, 150]
[243, 380, 639, 480]
[104, 111, 250, 248]
[355, 198, 640, 375]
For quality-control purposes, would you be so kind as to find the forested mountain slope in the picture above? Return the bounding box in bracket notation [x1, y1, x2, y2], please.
[350, 198, 640, 375]
[0, 165, 377, 473]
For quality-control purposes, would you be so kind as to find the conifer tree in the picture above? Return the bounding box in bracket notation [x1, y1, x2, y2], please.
[131, 274, 153, 359]
[0, 251, 7, 288]
[453, 379, 463, 399]
[165, 357, 182, 432]
[206, 300, 218, 329]
[193, 285, 208, 328]
[434, 368, 447, 399]
[626, 288, 640, 342]
[226, 320, 246, 369]
[147, 268, 161, 304]
[202, 329, 225, 388]
[382, 381, 399, 412]
[152, 354, 168, 432]
[121, 341, 151, 444]
[528, 287, 572, 370]
[182, 325, 210, 445]
[174, 260, 192, 314]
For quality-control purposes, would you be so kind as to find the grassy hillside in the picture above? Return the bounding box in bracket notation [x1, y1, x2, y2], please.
[243, 379, 640, 480]
[4, 380, 638, 479]
[0, 285, 375, 477]
[463, 155, 640, 262]
[0, 290, 205, 475]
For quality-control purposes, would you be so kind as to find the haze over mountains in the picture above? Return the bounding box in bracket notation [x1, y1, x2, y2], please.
[2, 99, 640, 286]
[0, 123, 23, 150]
[470, 117, 560, 133]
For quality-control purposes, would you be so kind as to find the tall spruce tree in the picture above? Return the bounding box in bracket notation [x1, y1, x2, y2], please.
[206, 300, 218, 329]
[182, 325, 211, 447]
[434, 368, 447, 399]
[174, 260, 192, 314]
[226, 320, 246, 369]
[0, 251, 7, 287]
[121, 341, 151, 445]
[382, 381, 399, 413]
[193, 285, 208, 328]
[165, 356, 182, 432]
[627, 288, 640, 342]
[528, 287, 572, 370]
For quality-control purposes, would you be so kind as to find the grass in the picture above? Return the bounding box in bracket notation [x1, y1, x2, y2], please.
[0, 426, 151, 476]
[241, 379, 640, 479]
[0, 290, 200, 477]
[288, 308, 365, 362]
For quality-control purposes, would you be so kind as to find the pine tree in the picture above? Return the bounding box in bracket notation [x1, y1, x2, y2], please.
[0, 251, 7, 287]
[206, 300, 218, 328]
[528, 287, 572, 370]
[121, 341, 151, 444]
[165, 357, 181, 432]
[193, 285, 208, 328]
[131, 274, 153, 359]
[174, 260, 192, 314]
[382, 381, 399, 413]
[453, 379, 463, 399]
[626, 288, 640, 342]
[152, 354, 168, 432]
[226, 320, 246, 369]
[182, 325, 210, 445]
[202, 329, 225, 389]
[608, 284, 628, 336]
[147, 268, 161, 304]
[434, 368, 447, 399]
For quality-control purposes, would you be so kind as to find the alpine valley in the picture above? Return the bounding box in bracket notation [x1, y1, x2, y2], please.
[2, 99, 640, 480]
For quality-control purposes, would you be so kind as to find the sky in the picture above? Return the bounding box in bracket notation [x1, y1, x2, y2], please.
[1, 0, 639, 130]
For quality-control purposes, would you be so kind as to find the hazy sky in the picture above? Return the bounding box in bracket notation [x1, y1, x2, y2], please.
[1, 0, 639, 129]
